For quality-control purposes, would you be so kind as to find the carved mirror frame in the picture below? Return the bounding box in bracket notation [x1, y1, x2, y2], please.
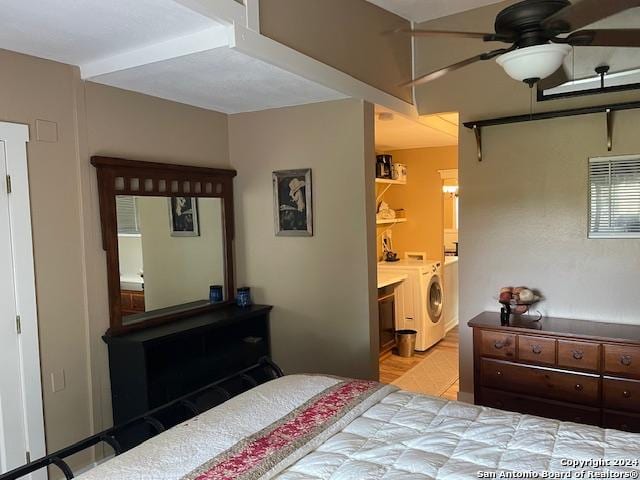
[92, 156, 237, 336]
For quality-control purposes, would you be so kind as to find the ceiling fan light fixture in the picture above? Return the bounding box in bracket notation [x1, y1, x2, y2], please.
[496, 44, 572, 84]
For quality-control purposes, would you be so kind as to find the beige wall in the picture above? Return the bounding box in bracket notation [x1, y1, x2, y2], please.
[414, 4, 640, 401]
[229, 99, 379, 380]
[0, 48, 231, 470]
[259, 0, 412, 103]
[137, 197, 225, 311]
[0, 48, 93, 470]
[378, 147, 457, 262]
[117, 235, 143, 280]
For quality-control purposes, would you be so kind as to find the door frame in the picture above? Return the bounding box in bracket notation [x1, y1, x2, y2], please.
[1, 121, 47, 473]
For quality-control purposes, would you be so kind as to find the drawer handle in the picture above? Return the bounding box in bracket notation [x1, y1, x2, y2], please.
[623, 390, 632, 399]
[496, 370, 503, 377]
[621, 355, 633, 367]
[494, 340, 506, 350]
[572, 350, 584, 360]
[532, 345, 543, 355]
[575, 384, 584, 392]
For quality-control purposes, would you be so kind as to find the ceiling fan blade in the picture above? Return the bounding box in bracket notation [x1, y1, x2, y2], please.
[567, 29, 640, 47]
[542, 0, 640, 34]
[403, 48, 509, 87]
[537, 66, 570, 91]
[391, 28, 495, 40]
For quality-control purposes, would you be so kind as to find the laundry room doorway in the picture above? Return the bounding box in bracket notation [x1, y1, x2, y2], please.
[373, 107, 460, 400]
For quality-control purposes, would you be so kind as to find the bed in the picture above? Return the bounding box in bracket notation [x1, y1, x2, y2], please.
[67, 374, 640, 480]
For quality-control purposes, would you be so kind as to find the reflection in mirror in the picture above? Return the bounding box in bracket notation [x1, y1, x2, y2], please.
[442, 179, 459, 257]
[116, 196, 225, 325]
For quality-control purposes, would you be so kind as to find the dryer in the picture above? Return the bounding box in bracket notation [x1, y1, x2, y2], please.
[378, 259, 444, 351]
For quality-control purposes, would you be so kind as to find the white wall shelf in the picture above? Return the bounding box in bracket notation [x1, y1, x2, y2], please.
[376, 218, 407, 225]
[375, 178, 406, 185]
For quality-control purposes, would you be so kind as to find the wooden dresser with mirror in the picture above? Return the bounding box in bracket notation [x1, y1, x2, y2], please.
[92, 156, 273, 449]
[470, 312, 640, 433]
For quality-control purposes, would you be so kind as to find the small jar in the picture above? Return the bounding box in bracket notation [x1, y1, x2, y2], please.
[209, 285, 223, 303]
[236, 287, 252, 308]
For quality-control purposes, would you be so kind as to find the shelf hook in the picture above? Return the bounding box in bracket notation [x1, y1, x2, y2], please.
[606, 108, 613, 152]
[473, 125, 483, 162]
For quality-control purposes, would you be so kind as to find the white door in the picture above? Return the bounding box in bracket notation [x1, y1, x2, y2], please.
[0, 140, 28, 473]
[0, 123, 47, 480]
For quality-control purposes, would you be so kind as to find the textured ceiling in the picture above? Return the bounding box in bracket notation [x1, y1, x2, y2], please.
[366, 0, 504, 22]
[0, 0, 215, 65]
[0, 0, 347, 113]
[375, 108, 458, 150]
[90, 48, 348, 114]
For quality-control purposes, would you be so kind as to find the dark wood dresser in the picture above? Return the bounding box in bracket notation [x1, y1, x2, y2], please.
[469, 312, 640, 433]
[104, 304, 272, 448]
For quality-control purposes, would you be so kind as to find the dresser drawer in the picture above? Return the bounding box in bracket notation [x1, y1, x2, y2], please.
[480, 358, 600, 406]
[131, 292, 145, 310]
[121, 291, 133, 310]
[518, 335, 556, 366]
[557, 340, 600, 372]
[604, 344, 640, 378]
[480, 388, 601, 426]
[603, 377, 640, 413]
[479, 330, 516, 360]
[603, 410, 640, 433]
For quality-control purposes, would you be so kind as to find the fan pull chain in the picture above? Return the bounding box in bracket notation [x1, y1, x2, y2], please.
[529, 83, 535, 121]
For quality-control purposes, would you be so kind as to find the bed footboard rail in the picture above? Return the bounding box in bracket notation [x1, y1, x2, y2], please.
[0, 357, 284, 480]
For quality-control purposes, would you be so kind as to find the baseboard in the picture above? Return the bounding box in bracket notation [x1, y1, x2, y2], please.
[444, 316, 459, 334]
[457, 390, 474, 404]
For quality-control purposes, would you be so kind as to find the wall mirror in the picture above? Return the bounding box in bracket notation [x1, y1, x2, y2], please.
[92, 157, 236, 335]
[440, 169, 459, 257]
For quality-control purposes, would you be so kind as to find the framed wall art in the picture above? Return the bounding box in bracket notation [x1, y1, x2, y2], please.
[272, 169, 313, 236]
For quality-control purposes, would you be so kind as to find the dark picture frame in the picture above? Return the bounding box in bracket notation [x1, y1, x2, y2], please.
[272, 169, 313, 236]
[168, 197, 199, 237]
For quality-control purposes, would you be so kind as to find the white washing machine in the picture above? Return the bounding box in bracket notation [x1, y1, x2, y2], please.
[378, 259, 444, 351]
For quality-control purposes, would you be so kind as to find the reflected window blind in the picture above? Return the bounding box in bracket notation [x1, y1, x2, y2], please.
[589, 156, 640, 238]
[116, 196, 140, 235]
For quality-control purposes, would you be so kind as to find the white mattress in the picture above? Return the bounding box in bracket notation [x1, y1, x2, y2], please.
[78, 375, 640, 479]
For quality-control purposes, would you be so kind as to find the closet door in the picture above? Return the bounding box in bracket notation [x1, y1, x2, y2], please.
[0, 140, 28, 473]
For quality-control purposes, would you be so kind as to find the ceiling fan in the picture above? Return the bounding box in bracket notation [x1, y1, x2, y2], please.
[397, 0, 640, 89]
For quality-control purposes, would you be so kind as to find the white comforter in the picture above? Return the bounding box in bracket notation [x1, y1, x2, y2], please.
[77, 375, 640, 480]
[278, 389, 640, 479]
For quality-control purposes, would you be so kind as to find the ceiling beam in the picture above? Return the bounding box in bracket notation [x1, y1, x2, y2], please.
[230, 24, 418, 118]
[172, 0, 246, 26]
[81, 26, 231, 79]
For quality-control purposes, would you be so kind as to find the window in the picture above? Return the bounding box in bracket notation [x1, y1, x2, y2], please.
[589, 155, 640, 238]
[116, 196, 140, 235]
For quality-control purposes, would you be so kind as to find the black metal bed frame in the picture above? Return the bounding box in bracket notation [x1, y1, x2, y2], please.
[0, 357, 284, 480]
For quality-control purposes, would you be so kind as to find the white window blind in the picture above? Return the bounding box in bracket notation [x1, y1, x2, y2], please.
[589, 155, 640, 238]
[116, 196, 140, 235]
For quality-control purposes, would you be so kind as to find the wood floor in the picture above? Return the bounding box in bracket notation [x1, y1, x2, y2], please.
[379, 327, 459, 401]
